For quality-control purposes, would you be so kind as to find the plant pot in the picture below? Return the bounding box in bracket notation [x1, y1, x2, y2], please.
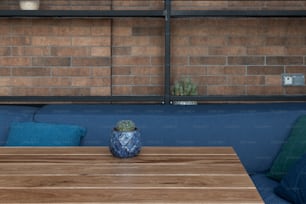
[109, 129, 141, 158]
[173, 101, 198, 105]
[19, 0, 40, 10]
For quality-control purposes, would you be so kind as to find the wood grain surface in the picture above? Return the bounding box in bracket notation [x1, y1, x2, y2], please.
[0, 147, 263, 203]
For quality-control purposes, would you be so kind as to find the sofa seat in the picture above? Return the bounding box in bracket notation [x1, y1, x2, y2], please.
[251, 174, 290, 204]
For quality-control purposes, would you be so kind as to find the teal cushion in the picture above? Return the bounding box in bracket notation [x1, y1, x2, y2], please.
[275, 153, 306, 203]
[267, 115, 306, 181]
[6, 122, 86, 146]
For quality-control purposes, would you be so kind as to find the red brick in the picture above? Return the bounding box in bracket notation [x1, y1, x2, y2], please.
[112, 47, 131, 56]
[72, 37, 110, 46]
[266, 56, 303, 65]
[286, 66, 306, 75]
[72, 57, 110, 67]
[247, 86, 283, 95]
[285, 86, 306, 95]
[52, 68, 91, 77]
[12, 47, 50, 56]
[113, 56, 151, 66]
[228, 57, 265, 65]
[132, 86, 163, 95]
[0, 57, 31, 66]
[190, 36, 227, 47]
[11, 88, 50, 96]
[0, 88, 10, 96]
[150, 57, 164, 66]
[130, 66, 163, 75]
[209, 47, 247, 56]
[247, 47, 286, 56]
[246, 76, 265, 85]
[32, 37, 71, 46]
[113, 36, 152, 47]
[131, 46, 163, 56]
[0, 68, 10, 76]
[266, 76, 282, 86]
[190, 57, 226, 65]
[50, 88, 90, 96]
[12, 68, 51, 76]
[0, 78, 10, 86]
[0, 48, 10, 56]
[228, 36, 265, 46]
[51, 47, 89, 57]
[91, 47, 111, 57]
[173, 46, 208, 56]
[247, 66, 284, 75]
[32, 57, 71, 66]
[206, 66, 225, 75]
[207, 86, 245, 96]
[112, 86, 132, 95]
[286, 48, 306, 55]
[71, 77, 110, 87]
[90, 87, 111, 96]
[92, 68, 111, 77]
[224, 66, 246, 75]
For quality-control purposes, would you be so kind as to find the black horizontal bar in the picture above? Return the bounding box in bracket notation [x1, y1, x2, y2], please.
[0, 96, 164, 103]
[0, 10, 165, 18]
[1, 10, 306, 18]
[170, 95, 306, 102]
[172, 10, 306, 18]
[0, 95, 305, 104]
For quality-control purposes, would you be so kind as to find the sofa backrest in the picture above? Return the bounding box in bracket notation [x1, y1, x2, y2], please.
[0, 106, 39, 145]
[34, 103, 306, 174]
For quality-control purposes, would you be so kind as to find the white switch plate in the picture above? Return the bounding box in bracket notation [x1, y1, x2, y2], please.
[282, 74, 305, 86]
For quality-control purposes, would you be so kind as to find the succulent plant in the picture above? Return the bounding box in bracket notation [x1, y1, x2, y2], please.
[172, 77, 198, 96]
[115, 120, 136, 132]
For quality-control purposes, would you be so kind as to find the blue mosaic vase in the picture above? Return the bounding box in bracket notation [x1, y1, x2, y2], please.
[109, 129, 141, 158]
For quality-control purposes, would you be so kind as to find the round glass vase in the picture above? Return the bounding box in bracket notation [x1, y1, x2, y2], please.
[109, 129, 141, 158]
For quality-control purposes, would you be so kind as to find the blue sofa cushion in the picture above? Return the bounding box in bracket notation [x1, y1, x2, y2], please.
[0, 105, 38, 145]
[251, 174, 290, 204]
[6, 122, 86, 146]
[275, 153, 306, 204]
[267, 115, 306, 181]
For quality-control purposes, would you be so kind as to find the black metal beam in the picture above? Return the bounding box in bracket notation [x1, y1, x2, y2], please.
[0, 10, 165, 18]
[170, 95, 306, 102]
[0, 95, 305, 103]
[0, 96, 164, 103]
[171, 10, 306, 18]
[164, 0, 171, 104]
[1, 10, 306, 18]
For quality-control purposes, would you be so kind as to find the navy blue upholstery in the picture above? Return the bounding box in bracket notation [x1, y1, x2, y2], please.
[2, 102, 306, 204]
[251, 174, 291, 204]
[34, 103, 306, 174]
[0, 106, 38, 145]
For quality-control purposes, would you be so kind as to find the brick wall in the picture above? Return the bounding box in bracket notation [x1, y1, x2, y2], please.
[0, 0, 305, 101]
[172, 18, 306, 96]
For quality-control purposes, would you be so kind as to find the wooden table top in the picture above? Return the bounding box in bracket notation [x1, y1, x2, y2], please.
[0, 147, 263, 203]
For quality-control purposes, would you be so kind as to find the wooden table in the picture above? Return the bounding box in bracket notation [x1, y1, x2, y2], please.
[0, 147, 263, 203]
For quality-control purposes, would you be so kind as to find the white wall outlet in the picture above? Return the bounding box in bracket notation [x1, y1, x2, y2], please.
[283, 75, 293, 85]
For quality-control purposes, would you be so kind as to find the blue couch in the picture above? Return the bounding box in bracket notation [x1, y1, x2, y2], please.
[2, 102, 306, 203]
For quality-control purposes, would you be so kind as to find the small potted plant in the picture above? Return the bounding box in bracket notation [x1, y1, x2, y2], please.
[19, 0, 40, 10]
[109, 120, 141, 158]
[171, 77, 198, 105]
